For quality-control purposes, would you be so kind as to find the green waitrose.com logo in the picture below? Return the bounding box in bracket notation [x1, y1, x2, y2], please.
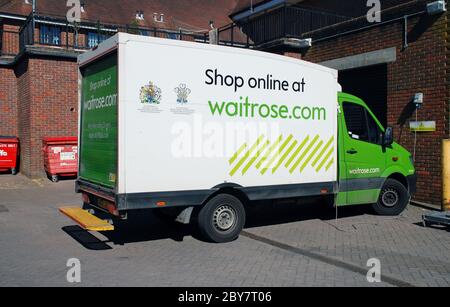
[208, 96, 327, 121]
[349, 168, 380, 175]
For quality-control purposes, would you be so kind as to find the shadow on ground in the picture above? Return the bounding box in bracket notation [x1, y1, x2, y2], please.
[45, 174, 77, 183]
[63, 225, 114, 250]
[0, 171, 15, 176]
[413, 222, 450, 232]
[244, 198, 372, 228]
[63, 199, 375, 250]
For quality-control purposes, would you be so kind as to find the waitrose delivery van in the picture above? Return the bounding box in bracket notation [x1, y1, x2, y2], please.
[60, 33, 416, 242]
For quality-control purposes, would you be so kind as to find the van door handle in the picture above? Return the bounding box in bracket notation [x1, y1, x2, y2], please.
[346, 149, 358, 155]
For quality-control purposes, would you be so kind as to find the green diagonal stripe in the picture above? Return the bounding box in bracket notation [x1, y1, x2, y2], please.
[261, 135, 293, 175]
[230, 135, 265, 176]
[229, 143, 247, 165]
[300, 140, 323, 173]
[316, 147, 334, 172]
[272, 140, 298, 174]
[285, 136, 310, 168]
[256, 135, 283, 169]
[230, 135, 335, 176]
[242, 140, 270, 175]
[325, 158, 334, 171]
[312, 136, 334, 167]
[290, 135, 319, 173]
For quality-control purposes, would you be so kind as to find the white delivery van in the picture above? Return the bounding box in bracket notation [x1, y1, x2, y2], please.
[60, 33, 415, 242]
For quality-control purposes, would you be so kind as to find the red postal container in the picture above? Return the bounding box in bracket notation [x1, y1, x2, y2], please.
[0, 136, 19, 175]
[42, 137, 78, 182]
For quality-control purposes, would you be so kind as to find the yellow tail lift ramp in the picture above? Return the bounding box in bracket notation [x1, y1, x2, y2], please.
[59, 207, 114, 231]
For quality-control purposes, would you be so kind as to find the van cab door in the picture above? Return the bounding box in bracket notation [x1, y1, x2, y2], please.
[338, 97, 386, 206]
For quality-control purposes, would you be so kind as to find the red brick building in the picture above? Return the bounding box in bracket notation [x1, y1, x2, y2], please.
[0, 0, 448, 205]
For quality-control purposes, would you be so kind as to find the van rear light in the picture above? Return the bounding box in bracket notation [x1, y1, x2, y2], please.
[97, 198, 119, 216]
[82, 193, 90, 204]
[106, 203, 119, 216]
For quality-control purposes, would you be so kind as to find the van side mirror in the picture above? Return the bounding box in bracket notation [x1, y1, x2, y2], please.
[384, 127, 394, 146]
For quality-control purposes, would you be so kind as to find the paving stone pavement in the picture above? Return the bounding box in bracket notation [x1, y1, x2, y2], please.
[0, 174, 448, 287]
[244, 201, 450, 287]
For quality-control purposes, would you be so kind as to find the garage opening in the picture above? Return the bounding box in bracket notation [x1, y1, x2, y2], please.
[338, 64, 388, 128]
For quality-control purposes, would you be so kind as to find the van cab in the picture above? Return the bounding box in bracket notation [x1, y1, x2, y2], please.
[337, 93, 416, 215]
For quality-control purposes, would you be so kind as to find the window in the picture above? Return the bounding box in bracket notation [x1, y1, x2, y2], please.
[87, 32, 109, 48]
[343, 103, 381, 144]
[40, 25, 61, 45]
[167, 32, 179, 40]
[366, 111, 381, 144]
[139, 29, 150, 36]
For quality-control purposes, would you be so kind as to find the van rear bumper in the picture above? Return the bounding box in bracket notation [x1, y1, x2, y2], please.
[407, 174, 417, 195]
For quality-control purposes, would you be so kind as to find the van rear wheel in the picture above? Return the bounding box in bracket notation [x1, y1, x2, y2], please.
[372, 179, 409, 216]
[197, 194, 245, 243]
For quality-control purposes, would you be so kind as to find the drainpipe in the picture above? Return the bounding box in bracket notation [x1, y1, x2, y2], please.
[403, 15, 408, 49]
[443, 140, 450, 211]
[32, 0, 36, 14]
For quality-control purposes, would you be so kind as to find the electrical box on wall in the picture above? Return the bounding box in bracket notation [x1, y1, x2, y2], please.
[413, 93, 423, 109]
[427, 1, 447, 15]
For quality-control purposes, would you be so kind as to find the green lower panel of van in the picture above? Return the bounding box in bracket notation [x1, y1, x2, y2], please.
[337, 189, 381, 207]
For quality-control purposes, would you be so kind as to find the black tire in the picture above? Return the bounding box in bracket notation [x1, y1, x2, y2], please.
[11, 168, 17, 175]
[51, 175, 59, 183]
[372, 178, 410, 216]
[197, 194, 245, 243]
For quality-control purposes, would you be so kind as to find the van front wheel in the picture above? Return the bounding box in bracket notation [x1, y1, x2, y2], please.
[197, 194, 245, 243]
[372, 179, 410, 216]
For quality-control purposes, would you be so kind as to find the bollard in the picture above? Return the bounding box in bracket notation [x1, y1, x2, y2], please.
[443, 139, 450, 211]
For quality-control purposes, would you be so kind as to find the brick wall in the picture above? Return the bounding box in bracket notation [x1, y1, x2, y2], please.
[0, 66, 18, 136]
[299, 12, 448, 205]
[15, 55, 78, 177]
[16, 57, 32, 176]
[1, 23, 20, 56]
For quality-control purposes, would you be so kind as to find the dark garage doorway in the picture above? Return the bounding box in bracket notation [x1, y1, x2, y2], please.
[338, 64, 388, 127]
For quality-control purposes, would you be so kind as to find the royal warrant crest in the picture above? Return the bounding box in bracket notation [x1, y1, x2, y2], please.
[140, 81, 162, 104]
